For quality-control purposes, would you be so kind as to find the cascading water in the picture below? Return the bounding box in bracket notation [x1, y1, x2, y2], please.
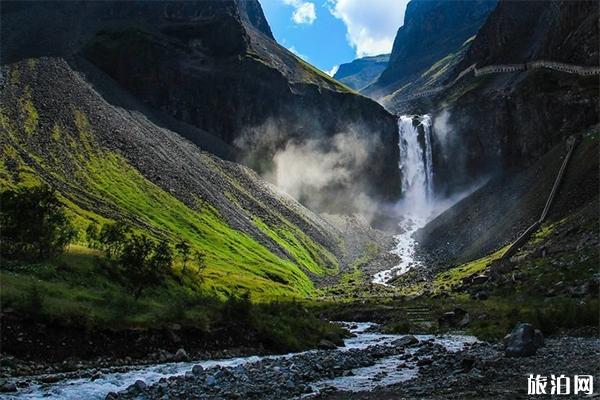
[398, 115, 434, 211]
[373, 115, 435, 284]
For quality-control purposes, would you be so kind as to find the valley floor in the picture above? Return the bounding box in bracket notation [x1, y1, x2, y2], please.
[320, 335, 600, 400]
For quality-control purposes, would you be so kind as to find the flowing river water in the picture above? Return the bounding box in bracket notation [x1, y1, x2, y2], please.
[3, 323, 477, 399]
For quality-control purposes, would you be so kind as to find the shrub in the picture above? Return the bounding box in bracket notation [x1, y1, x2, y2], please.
[0, 186, 75, 261]
[119, 234, 173, 299]
[98, 222, 131, 258]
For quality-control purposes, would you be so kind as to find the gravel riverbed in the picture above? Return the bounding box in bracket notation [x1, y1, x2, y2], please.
[1, 323, 477, 399]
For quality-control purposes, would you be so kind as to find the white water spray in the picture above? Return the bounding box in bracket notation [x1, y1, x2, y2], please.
[398, 115, 434, 213]
[373, 115, 435, 284]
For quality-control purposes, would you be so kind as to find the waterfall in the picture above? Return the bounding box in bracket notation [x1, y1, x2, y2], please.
[372, 114, 435, 285]
[398, 115, 434, 213]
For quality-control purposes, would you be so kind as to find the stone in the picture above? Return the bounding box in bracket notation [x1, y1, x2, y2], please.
[417, 357, 433, 366]
[192, 364, 204, 375]
[533, 329, 544, 348]
[0, 382, 17, 393]
[173, 348, 189, 362]
[317, 339, 337, 350]
[393, 335, 419, 347]
[205, 375, 218, 386]
[504, 323, 541, 357]
[472, 274, 489, 284]
[324, 332, 345, 346]
[105, 392, 118, 400]
[460, 356, 476, 372]
[439, 308, 470, 328]
[91, 371, 103, 381]
[126, 379, 146, 393]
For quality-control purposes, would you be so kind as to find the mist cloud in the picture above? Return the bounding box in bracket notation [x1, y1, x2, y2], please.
[235, 119, 383, 220]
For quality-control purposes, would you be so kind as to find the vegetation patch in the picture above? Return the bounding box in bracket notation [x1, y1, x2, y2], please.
[433, 245, 509, 292]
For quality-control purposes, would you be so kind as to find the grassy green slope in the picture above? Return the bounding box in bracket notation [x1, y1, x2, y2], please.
[0, 58, 341, 301]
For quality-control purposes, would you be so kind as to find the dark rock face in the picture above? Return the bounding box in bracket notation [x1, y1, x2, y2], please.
[334, 54, 389, 91]
[417, 137, 599, 265]
[430, 0, 600, 196]
[504, 323, 543, 357]
[457, 0, 599, 69]
[1, 0, 401, 211]
[366, 0, 496, 96]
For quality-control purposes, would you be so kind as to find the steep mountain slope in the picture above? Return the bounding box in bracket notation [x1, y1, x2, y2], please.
[411, 0, 600, 196]
[0, 57, 345, 299]
[1, 0, 401, 211]
[333, 54, 389, 91]
[456, 0, 598, 68]
[412, 0, 599, 267]
[417, 131, 599, 266]
[365, 0, 496, 98]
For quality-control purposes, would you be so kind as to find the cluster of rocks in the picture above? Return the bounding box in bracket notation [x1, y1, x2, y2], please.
[0, 344, 262, 379]
[107, 336, 451, 400]
[322, 333, 600, 399]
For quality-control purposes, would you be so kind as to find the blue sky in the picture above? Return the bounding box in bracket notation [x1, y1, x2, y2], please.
[259, 0, 410, 75]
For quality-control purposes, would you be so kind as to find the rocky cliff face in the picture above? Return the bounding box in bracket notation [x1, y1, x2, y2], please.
[333, 54, 389, 91]
[422, 0, 600, 197]
[414, 0, 599, 266]
[365, 0, 496, 97]
[456, 0, 599, 69]
[1, 0, 401, 212]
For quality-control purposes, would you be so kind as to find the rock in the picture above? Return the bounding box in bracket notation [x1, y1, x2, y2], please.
[324, 332, 345, 346]
[460, 356, 476, 372]
[317, 339, 338, 350]
[393, 335, 419, 347]
[192, 364, 204, 375]
[504, 323, 542, 357]
[173, 348, 189, 362]
[105, 392, 118, 400]
[472, 274, 489, 284]
[533, 329, 544, 348]
[439, 308, 470, 328]
[0, 382, 17, 393]
[91, 371, 103, 381]
[205, 375, 218, 386]
[127, 379, 147, 393]
[417, 357, 433, 366]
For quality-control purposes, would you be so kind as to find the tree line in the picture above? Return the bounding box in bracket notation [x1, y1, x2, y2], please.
[1, 186, 206, 298]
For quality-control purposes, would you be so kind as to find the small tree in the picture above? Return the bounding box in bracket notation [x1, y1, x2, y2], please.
[0, 186, 75, 260]
[85, 223, 100, 249]
[151, 240, 174, 274]
[119, 234, 173, 300]
[175, 239, 191, 273]
[99, 221, 130, 258]
[194, 250, 207, 280]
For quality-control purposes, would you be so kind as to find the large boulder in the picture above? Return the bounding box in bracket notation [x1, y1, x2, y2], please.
[438, 307, 471, 328]
[504, 323, 544, 357]
[317, 339, 338, 350]
[392, 335, 420, 348]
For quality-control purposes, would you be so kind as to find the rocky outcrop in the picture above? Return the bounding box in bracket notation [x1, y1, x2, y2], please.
[365, 0, 496, 98]
[1, 0, 401, 211]
[334, 54, 389, 91]
[504, 323, 544, 357]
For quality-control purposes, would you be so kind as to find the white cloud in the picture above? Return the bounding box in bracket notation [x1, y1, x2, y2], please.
[283, 0, 317, 24]
[287, 46, 310, 61]
[328, 0, 409, 57]
[326, 65, 339, 76]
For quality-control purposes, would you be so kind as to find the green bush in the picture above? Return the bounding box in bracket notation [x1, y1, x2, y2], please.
[1, 186, 76, 260]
